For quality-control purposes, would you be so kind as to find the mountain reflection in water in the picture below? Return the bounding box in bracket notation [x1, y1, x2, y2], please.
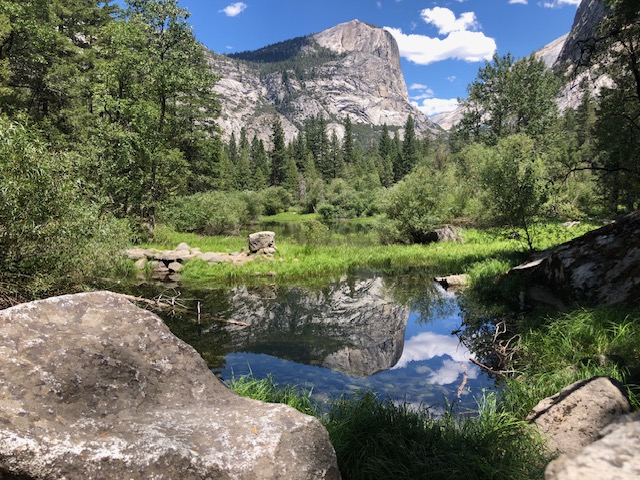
[157, 273, 495, 409]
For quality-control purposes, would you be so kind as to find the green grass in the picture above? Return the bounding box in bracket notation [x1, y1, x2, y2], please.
[502, 307, 640, 417]
[227, 375, 551, 480]
[225, 373, 318, 416]
[132, 221, 602, 290]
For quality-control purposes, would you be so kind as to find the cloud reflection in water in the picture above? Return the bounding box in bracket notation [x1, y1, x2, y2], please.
[392, 331, 480, 385]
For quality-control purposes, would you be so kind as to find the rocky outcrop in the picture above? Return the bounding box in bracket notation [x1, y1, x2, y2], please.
[209, 20, 440, 144]
[214, 276, 409, 377]
[546, 411, 640, 480]
[555, 0, 608, 67]
[0, 292, 340, 480]
[527, 377, 631, 455]
[511, 211, 640, 308]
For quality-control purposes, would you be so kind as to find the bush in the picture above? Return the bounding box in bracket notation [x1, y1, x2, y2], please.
[377, 166, 454, 244]
[161, 191, 261, 235]
[260, 187, 292, 216]
[0, 117, 130, 300]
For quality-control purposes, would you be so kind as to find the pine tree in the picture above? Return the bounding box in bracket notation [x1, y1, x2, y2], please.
[270, 116, 287, 186]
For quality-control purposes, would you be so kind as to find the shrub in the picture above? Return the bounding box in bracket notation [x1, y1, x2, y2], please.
[161, 191, 260, 235]
[0, 117, 130, 299]
[260, 187, 292, 216]
[377, 166, 453, 244]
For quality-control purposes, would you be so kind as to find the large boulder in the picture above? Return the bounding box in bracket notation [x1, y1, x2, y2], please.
[511, 210, 640, 307]
[527, 376, 631, 455]
[0, 292, 340, 480]
[248, 231, 276, 254]
[545, 411, 640, 480]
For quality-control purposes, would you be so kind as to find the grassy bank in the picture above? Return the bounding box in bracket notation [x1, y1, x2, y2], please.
[139, 220, 598, 287]
[228, 374, 551, 480]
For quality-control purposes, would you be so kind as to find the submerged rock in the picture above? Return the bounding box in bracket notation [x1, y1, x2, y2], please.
[0, 292, 340, 480]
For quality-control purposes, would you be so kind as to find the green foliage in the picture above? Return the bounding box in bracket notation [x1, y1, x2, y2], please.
[378, 166, 454, 244]
[226, 373, 318, 417]
[457, 53, 559, 146]
[0, 116, 129, 297]
[160, 191, 260, 235]
[502, 307, 640, 416]
[477, 134, 549, 250]
[260, 186, 293, 215]
[323, 391, 549, 480]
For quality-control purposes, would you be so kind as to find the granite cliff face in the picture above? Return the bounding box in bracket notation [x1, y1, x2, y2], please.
[209, 20, 440, 143]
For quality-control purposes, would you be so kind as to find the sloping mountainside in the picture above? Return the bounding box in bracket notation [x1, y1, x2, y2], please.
[433, 0, 608, 130]
[208, 19, 440, 143]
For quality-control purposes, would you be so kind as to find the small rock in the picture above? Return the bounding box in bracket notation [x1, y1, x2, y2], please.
[562, 221, 581, 229]
[434, 274, 468, 289]
[134, 258, 147, 270]
[167, 261, 183, 273]
[175, 242, 191, 251]
[199, 252, 227, 263]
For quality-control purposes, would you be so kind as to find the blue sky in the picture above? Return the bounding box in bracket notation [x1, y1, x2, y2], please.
[175, 0, 582, 116]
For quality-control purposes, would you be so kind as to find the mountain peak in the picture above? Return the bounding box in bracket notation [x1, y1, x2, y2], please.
[313, 19, 399, 63]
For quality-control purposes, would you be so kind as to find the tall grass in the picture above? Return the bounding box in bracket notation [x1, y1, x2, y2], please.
[502, 307, 640, 416]
[227, 374, 551, 480]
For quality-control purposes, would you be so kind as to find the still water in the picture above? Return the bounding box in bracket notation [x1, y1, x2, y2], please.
[151, 270, 495, 411]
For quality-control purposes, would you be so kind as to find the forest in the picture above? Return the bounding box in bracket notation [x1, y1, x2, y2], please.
[0, 0, 638, 300]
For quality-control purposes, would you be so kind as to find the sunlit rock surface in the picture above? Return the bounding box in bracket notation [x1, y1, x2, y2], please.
[512, 211, 640, 307]
[209, 19, 440, 144]
[0, 292, 340, 480]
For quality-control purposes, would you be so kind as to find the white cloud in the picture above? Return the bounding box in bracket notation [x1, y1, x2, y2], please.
[509, 0, 528, 4]
[542, 0, 581, 7]
[421, 7, 479, 35]
[385, 27, 496, 65]
[376, 0, 382, 9]
[219, 2, 247, 17]
[447, 75, 457, 82]
[412, 98, 460, 116]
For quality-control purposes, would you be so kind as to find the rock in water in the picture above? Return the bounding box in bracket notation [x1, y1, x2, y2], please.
[527, 377, 631, 455]
[0, 292, 340, 480]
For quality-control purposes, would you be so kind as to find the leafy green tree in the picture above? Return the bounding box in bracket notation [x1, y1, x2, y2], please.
[458, 54, 559, 145]
[0, 116, 128, 296]
[478, 134, 548, 250]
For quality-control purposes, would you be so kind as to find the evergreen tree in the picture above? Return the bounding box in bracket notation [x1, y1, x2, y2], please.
[342, 115, 355, 165]
[270, 116, 287, 186]
[377, 124, 395, 186]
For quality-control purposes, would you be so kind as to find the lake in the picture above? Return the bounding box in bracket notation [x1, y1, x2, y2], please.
[144, 269, 496, 412]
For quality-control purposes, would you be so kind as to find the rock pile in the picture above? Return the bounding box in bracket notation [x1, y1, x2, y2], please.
[128, 232, 278, 282]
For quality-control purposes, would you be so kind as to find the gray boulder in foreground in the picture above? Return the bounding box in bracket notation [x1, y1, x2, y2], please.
[527, 377, 631, 456]
[0, 292, 340, 480]
[545, 411, 640, 480]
